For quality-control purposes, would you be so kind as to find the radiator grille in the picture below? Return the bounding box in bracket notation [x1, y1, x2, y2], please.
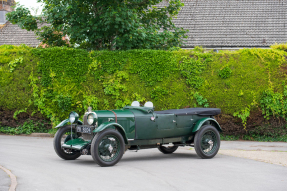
[83, 114, 88, 125]
[81, 113, 94, 141]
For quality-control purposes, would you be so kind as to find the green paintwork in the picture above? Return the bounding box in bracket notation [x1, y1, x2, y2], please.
[60, 105, 221, 149]
[55, 119, 83, 128]
[128, 136, 193, 146]
[192, 118, 222, 133]
[156, 114, 176, 130]
[129, 109, 198, 140]
[93, 122, 129, 144]
[61, 138, 90, 150]
[55, 119, 69, 128]
[91, 109, 135, 139]
[77, 120, 83, 125]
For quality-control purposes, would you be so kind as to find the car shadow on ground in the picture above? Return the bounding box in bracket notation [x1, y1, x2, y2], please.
[56, 152, 224, 168]
[58, 148, 225, 167]
[65, 151, 205, 167]
[121, 152, 199, 163]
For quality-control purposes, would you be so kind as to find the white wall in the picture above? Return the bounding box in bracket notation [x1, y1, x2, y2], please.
[0, 11, 7, 24]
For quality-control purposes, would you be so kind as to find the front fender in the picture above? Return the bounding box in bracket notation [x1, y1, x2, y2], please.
[55, 119, 83, 128]
[93, 122, 128, 144]
[192, 118, 222, 133]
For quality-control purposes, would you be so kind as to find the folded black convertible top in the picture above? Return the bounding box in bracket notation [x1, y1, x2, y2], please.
[154, 108, 221, 116]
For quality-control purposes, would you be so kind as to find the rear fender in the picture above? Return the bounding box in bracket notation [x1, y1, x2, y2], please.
[55, 119, 83, 128]
[192, 118, 222, 133]
[93, 122, 128, 144]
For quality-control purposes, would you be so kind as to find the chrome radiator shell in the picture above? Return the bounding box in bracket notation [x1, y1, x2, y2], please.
[81, 113, 94, 141]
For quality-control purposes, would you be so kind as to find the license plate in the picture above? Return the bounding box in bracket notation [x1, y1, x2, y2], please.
[77, 126, 92, 134]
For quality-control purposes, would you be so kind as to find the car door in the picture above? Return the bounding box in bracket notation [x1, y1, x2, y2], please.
[156, 114, 176, 130]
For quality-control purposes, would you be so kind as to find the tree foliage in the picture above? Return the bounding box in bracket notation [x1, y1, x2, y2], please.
[6, 0, 188, 50]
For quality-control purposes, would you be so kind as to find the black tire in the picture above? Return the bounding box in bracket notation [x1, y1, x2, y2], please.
[91, 129, 125, 167]
[158, 145, 178, 154]
[53, 125, 81, 160]
[194, 125, 220, 159]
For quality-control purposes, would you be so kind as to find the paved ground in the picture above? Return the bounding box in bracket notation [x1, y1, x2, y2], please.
[0, 168, 10, 191]
[220, 140, 287, 151]
[0, 135, 287, 191]
[219, 150, 287, 166]
[218, 140, 287, 167]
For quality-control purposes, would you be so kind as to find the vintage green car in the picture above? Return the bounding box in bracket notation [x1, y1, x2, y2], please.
[53, 101, 221, 167]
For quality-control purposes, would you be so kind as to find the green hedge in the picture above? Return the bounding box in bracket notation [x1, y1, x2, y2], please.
[0, 45, 39, 110]
[0, 45, 286, 128]
[201, 49, 286, 113]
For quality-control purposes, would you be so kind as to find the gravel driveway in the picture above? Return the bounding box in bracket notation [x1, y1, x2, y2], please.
[220, 141, 287, 167]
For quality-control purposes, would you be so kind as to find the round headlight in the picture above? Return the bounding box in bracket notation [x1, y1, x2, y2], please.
[87, 113, 97, 125]
[69, 111, 79, 124]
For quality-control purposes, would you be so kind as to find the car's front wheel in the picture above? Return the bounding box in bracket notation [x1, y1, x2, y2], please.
[158, 145, 178, 154]
[91, 129, 125, 167]
[53, 125, 82, 160]
[194, 125, 220, 159]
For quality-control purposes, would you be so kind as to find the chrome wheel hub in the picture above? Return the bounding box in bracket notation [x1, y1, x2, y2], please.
[201, 130, 217, 154]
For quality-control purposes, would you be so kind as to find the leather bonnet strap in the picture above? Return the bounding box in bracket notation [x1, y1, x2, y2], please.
[109, 110, 117, 123]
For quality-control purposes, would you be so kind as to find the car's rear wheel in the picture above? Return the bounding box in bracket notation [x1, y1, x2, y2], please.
[158, 145, 178, 154]
[91, 129, 125, 167]
[53, 125, 81, 160]
[194, 125, 220, 159]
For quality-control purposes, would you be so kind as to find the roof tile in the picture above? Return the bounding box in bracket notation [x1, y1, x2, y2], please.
[158, 0, 287, 47]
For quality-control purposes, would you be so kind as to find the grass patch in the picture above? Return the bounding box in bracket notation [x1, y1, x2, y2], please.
[221, 135, 240, 141]
[242, 134, 287, 142]
[221, 134, 287, 142]
[0, 120, 49, 135]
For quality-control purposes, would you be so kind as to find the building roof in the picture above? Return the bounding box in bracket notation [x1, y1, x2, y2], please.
[0, 22, 41, 47]
[159, 0, 287, 48]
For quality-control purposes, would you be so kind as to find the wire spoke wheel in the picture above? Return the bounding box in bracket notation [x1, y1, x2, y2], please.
[60, 128, 82, 155]
[91, 129, 125, 167]
[53, 125, 82, 160]
[98, 135, 121, 162]
[158, 145, 178, 154]
[194, 125, 220, 159]
[200, 130, 217, 155]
